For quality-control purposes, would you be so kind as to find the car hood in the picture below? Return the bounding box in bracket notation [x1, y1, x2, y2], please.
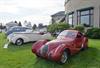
[39, 38, 73, 57]
[44, 38, 73, 51]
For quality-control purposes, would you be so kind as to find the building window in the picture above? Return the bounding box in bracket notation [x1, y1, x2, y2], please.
[68, 12, 74, 27]
[77, 7, 94, 27]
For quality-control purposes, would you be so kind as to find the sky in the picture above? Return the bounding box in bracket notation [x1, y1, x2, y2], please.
[0, 0, 65, 25]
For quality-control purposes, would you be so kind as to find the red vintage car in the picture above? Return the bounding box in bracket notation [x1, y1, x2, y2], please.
[32, 30, 88, 64]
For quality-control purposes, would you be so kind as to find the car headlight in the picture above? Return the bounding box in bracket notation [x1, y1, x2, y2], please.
[40, 45, 48, 55]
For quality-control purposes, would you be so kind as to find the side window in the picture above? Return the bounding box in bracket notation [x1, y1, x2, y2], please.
[21, 28, 25, 31]
[14, 28, 18, 31]
[21, 28, 26, 31]
[79, 32, 83, 36]
[77, 32, 83, 38]
[20, 28, 23, 31]
[16, 28, 20, 31]
[13, 28, 17, 31]
[25, 28, 29, 30]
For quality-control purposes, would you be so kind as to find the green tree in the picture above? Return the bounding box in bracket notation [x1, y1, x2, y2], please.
[38, 23, 43, 29]
[14, 21, 17, 23]
[18, 21, 22, 26]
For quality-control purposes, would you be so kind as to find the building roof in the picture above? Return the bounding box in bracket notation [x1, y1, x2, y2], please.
[51, 11, 65, 17]
[6, 21, 18, 26]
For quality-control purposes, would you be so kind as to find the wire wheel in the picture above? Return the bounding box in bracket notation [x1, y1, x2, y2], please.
[60, 51, 68, 64]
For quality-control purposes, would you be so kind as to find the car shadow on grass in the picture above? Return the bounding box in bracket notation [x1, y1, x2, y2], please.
[32, 47, 100, 68]
[7, 42, 34, 52]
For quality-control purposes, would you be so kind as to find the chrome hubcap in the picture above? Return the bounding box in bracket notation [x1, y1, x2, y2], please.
[17, 40, 22, 45]
[61, 52, 68, 63]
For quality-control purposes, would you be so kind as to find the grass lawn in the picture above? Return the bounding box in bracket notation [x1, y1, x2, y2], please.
[0, 33, 100, 68]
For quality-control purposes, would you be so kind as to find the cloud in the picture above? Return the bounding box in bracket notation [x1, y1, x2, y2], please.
[18, 15, 51, 25]
[0, 0, 65, 25]
[0, 4, 19, 14]
[16, 0, 64, 9]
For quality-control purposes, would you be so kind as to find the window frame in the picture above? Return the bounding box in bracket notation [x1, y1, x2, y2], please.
[68, 12, 74, 27]
[77, 7, 94, 27]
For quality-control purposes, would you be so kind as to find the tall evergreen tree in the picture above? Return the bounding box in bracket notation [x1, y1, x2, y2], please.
[18, 21, 22, 26]
[32, 24, 37, 30]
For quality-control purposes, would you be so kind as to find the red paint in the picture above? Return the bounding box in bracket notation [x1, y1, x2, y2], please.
[32, 30, 88, 62]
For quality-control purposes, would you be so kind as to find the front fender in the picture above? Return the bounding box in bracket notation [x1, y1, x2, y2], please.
[55, 44, 66, 55]
[50, 44, 67, 61]
[11, 35, 29, 43]
[32, 40, 48, 53]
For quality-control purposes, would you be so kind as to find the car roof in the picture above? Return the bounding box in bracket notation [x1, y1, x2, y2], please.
[11, 26, 31, 29]
[65, 30, 79, 33]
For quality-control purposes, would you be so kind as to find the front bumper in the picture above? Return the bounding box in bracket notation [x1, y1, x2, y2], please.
[7, 37, 11, 42]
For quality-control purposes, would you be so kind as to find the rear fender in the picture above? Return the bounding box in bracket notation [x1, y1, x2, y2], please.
[83, 37, 88, 48]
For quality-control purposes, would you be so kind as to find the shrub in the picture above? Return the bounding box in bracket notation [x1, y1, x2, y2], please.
[47, 22, 70, 34]
[47, 23, 57, 33]
[86, 28, 100, 39]
[74, 25, 85, 33]
[57, 23, 70, 31]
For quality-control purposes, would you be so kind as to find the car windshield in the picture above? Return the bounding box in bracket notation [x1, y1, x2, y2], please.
[57, 30, 77, 39]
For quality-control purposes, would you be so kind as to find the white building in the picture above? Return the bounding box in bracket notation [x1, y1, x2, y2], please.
[51, 11, 65, 24]
[6, 21, 19, 30]
[65, 0, 100, 27]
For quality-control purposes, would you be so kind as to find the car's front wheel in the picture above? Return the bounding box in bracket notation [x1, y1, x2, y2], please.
[15, 38, 23, 46]
[60, 51, 69, 64]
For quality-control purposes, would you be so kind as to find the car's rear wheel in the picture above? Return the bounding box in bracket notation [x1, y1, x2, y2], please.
[60, 50, 69, 64]
[15, 38, 23, 46]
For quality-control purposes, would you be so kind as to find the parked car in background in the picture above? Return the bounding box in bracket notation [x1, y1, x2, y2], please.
[33, 31, 47, 35]
[52, 31, 61, 37]
[6, 26, 32, 36]
[7, 32, 51, 45]
[32, 30, 88, 64]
